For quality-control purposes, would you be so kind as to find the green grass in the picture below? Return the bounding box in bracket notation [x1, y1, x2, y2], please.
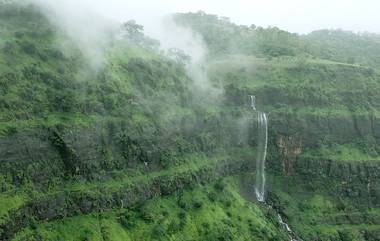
[2, 5, 380, 241]
[209, 52, 380, 117]
[268, 106, 373, 118]
[12, 178, 287, 241]
[55, 149, 255, 194]
[301, 144, 380, 161]
[0, 149, 255, 231]
[0, 194, 25, 225]
[0, 113, 100, 136]
[268, 175, 380, 241]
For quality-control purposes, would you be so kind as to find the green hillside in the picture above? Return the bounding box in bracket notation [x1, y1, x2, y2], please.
[1, 3, 380, 241]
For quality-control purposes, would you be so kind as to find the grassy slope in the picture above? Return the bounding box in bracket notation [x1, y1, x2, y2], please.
[1, 5, 380, 241]
[173, 12, 380, 240]
[0, 149, 255, 233]
[300, 144, 378, 162]
[208, 55, 380, 161]
[12, 178, 288, 241]
[209, 55, 380, 111]
[268, 175, 380, 241]
[0, 4, 172, 130]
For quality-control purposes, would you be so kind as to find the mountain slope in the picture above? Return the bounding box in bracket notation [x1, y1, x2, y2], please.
[1, 3, 380, 241]
[174, 11, 380, 241]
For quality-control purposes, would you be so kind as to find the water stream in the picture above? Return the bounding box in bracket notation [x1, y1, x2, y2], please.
[255, 112, 268, 202]
[273, 205, 302, 241]
[250, 95, 300, 241]
[250, 95, 267, 202]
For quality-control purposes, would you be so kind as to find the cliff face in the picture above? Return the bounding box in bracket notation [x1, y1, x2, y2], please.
[3, 4, 380, 241]
[265, 123, 380, 240]
[1, 123, 125, 186]
[266, 158, 380, 240]
[1, 157, 250, 240]
[271, 113, 380, 147]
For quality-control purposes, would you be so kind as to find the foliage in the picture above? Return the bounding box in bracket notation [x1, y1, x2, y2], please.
[304, 30, 380, 68]
[12, 179, 288, 241]
[2, 4, 380, 241]
[268, 175, 380, 241]
[173, 11, 305, 58]
[174, 11, 380, 70]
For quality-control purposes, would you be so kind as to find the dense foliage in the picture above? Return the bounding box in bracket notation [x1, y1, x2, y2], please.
[174, 11, 380, 68]
[1, 4, 380, 241]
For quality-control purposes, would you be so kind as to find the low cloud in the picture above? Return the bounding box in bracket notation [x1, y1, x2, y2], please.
[27, 0, 216, 91]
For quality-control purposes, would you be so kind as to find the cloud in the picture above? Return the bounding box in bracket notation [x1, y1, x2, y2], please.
[27, 0, 118, 69]
[25, 0, 378, 93]
[26, 0, 217, 90]
[76, 0, 380, 34]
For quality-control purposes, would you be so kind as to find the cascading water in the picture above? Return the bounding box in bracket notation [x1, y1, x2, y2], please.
[250, 95, 301, 241]
[250, 95, 268, 202]
[250, 95, 256, 111]
[255, 112, 268, 202]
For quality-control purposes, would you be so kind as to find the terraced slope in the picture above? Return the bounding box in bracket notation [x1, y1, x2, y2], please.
[1, 4, 380, 241]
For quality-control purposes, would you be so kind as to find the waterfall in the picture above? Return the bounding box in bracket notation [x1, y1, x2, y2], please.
[250, 95, 268, 202]
[255, 112, 268, 202]
[250, 95, 256, 111]
[270, 205, 302, 241]
[277, 214, 298, 240]
[250, 96, 300, 240]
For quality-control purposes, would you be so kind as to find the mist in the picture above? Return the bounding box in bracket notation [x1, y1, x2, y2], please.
[26, 0, 218, 93]
[27, 0, 207, 61]
[26, 0, 118, 69]
[24, 0, 380, 90]
[29, 0, 380, 35]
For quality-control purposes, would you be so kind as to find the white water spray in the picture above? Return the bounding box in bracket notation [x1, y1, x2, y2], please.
[250, 95, 256, 111]
[255, 112, 268, 202]
[250, 96, 300, 240]
[269, 205, 302, 241]
[250, 95, 268, 202]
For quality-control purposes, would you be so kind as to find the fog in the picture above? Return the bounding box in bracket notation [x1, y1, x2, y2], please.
[28, 0, 117, 69]
[26, 0, 380, 67]
[30, 0, 380, 35]
[27, 0, 219, 93]
[170, 0, 380, 34]
[25, 0, 379, 90]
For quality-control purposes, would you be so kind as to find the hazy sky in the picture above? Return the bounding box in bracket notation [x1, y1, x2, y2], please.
[80, 0, 380, 34]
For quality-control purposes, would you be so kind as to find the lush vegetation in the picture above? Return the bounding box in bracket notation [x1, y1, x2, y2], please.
[13, 178, 288, 241]
[1, 3, 380, 241]
[0, 4, 254, 186]
[304, 30, 380, 69]
[268, 174, 380, 241]
[174, 11, 380, 68]
[174, 12, 380, 161]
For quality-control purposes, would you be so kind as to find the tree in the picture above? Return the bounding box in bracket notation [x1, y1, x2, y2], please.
[121, 20, 144, 43]
[167, 48, 191, 66]
[121, 20, 160, 50]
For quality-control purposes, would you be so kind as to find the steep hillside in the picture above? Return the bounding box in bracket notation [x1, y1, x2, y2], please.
[0, 4, 269, 240]
[174, 11, 380, 241]
[1, 3, 380, 241]
[304, 30, 380, 69]
[13, 178, 289, 241]
[174, 11, 380, 162]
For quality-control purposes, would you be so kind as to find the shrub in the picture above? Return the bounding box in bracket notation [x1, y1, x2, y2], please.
[193, 199, 203, 209]
[152, 223, 167, 238]
[208, 192, 217, 202]
[118, 211, 137, 229]
[214, 181, 226, 192]
[178, 210, 186, 220]
[167, 219, 181, 234]
[177, 197, 189, 210]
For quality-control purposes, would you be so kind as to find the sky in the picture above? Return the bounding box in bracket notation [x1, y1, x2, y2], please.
[77, 0, 380, 34]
